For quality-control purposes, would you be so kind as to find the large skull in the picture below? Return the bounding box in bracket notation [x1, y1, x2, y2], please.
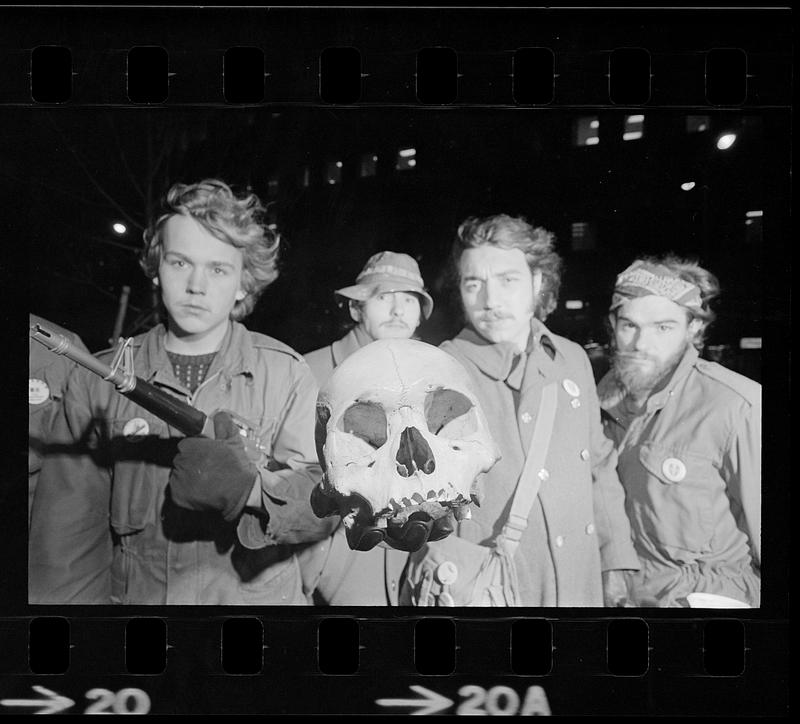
[313, 338, 500, 533]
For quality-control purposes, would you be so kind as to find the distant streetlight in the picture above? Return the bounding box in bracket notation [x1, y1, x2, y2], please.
[681, 181, 696, 191]
[716, 133, 737, 150]
[112, 222, 127, 235]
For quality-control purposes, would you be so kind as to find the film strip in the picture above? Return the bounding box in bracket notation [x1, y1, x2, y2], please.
[3, 5, 791, 717]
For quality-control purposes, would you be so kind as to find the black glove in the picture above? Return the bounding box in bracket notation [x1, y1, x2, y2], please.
[345, 508, 457, 553]
[168, 411, 257, 522]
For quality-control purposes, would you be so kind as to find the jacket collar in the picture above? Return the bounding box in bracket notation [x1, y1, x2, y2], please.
[330, 326, 373, 367]
[140, 321, 257, 391]
[450, 318, 563, 390]
[598, 344, 700, 418]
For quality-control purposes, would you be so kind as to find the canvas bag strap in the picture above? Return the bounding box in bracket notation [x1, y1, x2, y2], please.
[498, 382, 559, 558]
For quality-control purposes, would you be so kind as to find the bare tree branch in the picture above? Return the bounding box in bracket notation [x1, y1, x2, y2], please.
[47, 113, 144, 231]
[106, 114, 146, 202]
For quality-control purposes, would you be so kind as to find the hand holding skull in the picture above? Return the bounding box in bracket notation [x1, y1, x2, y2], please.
[310, 339, 499, 553]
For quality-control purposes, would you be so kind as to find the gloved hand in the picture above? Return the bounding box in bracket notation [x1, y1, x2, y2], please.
[310, 480, 461, 553]
[168, 411, 258, 522]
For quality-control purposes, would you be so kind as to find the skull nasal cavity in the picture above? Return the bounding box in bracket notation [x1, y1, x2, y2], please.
[395, 427, 436, 477]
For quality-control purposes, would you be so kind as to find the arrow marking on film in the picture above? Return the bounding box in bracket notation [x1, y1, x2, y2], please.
[376, 685, 453, 715]
[1, 685, 75, 714]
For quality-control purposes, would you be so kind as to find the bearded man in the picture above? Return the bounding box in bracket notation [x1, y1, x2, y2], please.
[598, 256, 761, 607]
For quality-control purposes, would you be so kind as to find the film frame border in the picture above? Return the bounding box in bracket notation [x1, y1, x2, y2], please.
[2, 4, 791, 717]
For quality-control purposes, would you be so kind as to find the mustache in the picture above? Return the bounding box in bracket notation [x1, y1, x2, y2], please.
[478, 311, 514, 322]
[614, 351, 657, 363]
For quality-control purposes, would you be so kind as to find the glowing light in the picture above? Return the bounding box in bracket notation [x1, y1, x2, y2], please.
[399, 148, 416, 158]
[372, 155, 378, 161]
[745, 210, 763, 218]
[681, 181, 696, 191]
[626, 114, 645, 124]
[716, 133, 737, 150]
[623, 131, 643, 141]
[565, 300, 584, 310]
[407, 159, 416, 167]
[739, 337, 761, 350]
[112, 223, 127, 235]
[584, 136, 599, 146]
[335, 161, 343, 168]
[589, 119, 599, 129]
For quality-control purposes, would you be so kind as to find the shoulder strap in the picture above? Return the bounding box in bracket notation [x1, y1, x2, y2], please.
[499, 382, 559, 558]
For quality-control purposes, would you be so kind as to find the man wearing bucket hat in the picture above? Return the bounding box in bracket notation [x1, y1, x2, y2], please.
[304, 251, 434, 383]
[598, 255, 761, 607]
[300, 251, 439, 605]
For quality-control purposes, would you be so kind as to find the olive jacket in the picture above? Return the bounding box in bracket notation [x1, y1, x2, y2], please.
[598, 346, 761, 607]
[29, 321, 336, 605]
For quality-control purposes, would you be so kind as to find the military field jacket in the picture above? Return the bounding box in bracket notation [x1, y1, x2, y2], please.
[29, 322, 335, 605]
[598, 346, 761, 607]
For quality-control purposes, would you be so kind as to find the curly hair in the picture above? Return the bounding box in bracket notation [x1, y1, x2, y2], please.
[610, 253, 720, 349]
[140, 179, 280, 320]
[446, 214, 563, 321]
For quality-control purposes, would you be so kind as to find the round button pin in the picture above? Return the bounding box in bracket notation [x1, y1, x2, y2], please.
[435, 561, 459, 586]
[123, 417, 150, 441]
[562, 379, 580, 397]
[29, 378, 50, 405]
[662, 457, 687, 482]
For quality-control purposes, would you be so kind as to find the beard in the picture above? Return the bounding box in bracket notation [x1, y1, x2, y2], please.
[611, 342, 689, 398]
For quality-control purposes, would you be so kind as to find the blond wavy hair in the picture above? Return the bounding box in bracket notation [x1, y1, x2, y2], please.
[141, 179, 280, 320]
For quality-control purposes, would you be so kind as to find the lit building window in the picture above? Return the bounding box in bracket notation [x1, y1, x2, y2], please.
[267, 174, 279, 196]
[396, 147, 417, 170]
[325, 161, 342, 185]
[360, 153, 378, 177]
[301, 167, 310, 188]
[623, 114, 644, 141]
[575, 117, 599, 146]
[570, 221, 596, 251]
[744, 212, 763, 245]
[686, 115, 710, 133]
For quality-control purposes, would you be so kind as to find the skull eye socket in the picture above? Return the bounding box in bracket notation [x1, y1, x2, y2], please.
[424, 388, 477, 437]
[340, 401, 388, 449]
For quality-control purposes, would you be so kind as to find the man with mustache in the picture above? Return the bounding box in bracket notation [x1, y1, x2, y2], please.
[598, 256, 761, 607]
[300, 251, 446, 604]
[402, 214, 640, 606]
[30, 179, 337, 604]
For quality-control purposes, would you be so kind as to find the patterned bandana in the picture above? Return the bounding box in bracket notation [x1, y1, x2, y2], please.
[611, 260, 703, 311]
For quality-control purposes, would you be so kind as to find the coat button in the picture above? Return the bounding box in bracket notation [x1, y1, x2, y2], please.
[538, 468, 550, 482]
[585, 523, 595, 535]
[555, 535, 564, 547]
[521, 412, 532, 424]
[580, 449, 590, 461]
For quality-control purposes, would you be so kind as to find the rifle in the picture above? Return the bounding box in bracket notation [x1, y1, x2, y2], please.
[30, 320, 266, 461]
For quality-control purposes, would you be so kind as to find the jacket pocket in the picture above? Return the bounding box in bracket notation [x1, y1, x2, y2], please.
[636, 442, 716, 557]
[237, 554, 304, 604]
[108, 417, 174, 534]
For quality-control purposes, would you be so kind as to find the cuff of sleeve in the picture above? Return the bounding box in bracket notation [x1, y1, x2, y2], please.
[600, 541, 641, 572]
[237, 510, 273, 550]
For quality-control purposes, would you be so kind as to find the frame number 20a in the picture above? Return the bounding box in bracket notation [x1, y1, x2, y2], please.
[457, 685, 551, 716]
